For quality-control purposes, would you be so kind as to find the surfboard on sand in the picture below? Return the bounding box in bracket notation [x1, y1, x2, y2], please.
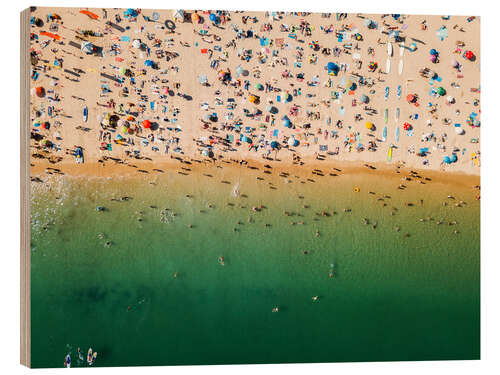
[400, 41, 405, 57]
[395, 107, 400, 121]
[383, 126, 387, 141]
[396, 127, 400, 143]
[386, 59, 391, 73]
[398, 59, 403, 75]
[384, 108, 388, 124]
[388, 145, 393, 161]
[387, 42, 393, 57]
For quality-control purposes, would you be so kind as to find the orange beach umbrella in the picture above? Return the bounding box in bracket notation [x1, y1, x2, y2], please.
[80, 10, 99, 20]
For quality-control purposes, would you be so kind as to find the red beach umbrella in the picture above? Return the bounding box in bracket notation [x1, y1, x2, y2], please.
[142, 120, 151, 129]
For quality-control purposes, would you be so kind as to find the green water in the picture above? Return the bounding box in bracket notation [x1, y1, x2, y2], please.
[30, 166, 480, 367]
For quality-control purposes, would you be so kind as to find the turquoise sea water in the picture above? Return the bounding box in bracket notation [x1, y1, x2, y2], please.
[30, 166, 480, 367]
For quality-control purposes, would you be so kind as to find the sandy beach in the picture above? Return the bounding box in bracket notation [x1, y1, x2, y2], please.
[28, 8, 480, 179]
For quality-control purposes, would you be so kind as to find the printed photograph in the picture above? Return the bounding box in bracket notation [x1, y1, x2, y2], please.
[26, 7, 480, 368]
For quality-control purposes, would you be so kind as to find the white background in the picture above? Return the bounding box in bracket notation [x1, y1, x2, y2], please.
[1, 0, 498, 373]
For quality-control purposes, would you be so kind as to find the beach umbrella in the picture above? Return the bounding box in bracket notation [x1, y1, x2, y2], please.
[173, 9, 185, 21]
[365, 121, 373, 130]
[202, 149, 209, 156]
[447, 96, 455, 104]
[465, 50, 475, 60]
[327, 62, 339, 75]
[406, 94, 416, 103]
[284, 93, 293, 102]
[437, 87, 446, 96]
[81, 41, 94, 54]
[132, 39, 142, 49]
[144, 60, 154, 67]
[191, 13, 201, 24]
[142, 120, 151, 129]
[282, 116, 292, 128]
[248, 95, 259, 104]
[119, 67, 127, 75]
[255, 83, 264, 90]
[35, 86, 45, 97]
[430, 54, 437, 63]
[451, 59, 459, 68]
[270, 141, 279, 149]
[33, 120, 41, 127]
[430, 48, 438, 56]
[124, 9, 138, 18]
[450, 154, 458, 163]
[403, 122, 412, 131]
[198, 74, 208, 84]
[455, 127, 465, 135]
[443, 156, 451, 164]
[121, 126, 129, 134]
[360, 94, 369, 103]
[209, 13, 217, 22]
[368, 61, 377, 71]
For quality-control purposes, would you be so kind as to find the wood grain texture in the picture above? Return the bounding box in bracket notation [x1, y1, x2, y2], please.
[20, 7, 31, 368]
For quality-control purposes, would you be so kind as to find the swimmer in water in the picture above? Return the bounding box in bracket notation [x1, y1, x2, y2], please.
[218, 256, 225, 266]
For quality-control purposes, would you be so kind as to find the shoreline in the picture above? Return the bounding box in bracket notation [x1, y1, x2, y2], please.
[31, 157, 480, 189]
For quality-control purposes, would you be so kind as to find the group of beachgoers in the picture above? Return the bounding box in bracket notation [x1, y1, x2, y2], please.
[29, 8, 480, 174]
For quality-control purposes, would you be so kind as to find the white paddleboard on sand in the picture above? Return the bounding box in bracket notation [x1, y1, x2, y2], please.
[387, 42, 393, 57]
[395, 107, 400, 121]
[386, 59, 391, 73]
[400, 42, 405, 57]
[398, 59, 403, 75]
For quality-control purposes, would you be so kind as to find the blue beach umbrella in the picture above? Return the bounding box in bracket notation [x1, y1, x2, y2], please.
[282, 116, 291, 128]
[443, 156, 452, 164]
[144, 60, 154, 67]
[270, 141, 279, 149]
[450, 153, 458, 163]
